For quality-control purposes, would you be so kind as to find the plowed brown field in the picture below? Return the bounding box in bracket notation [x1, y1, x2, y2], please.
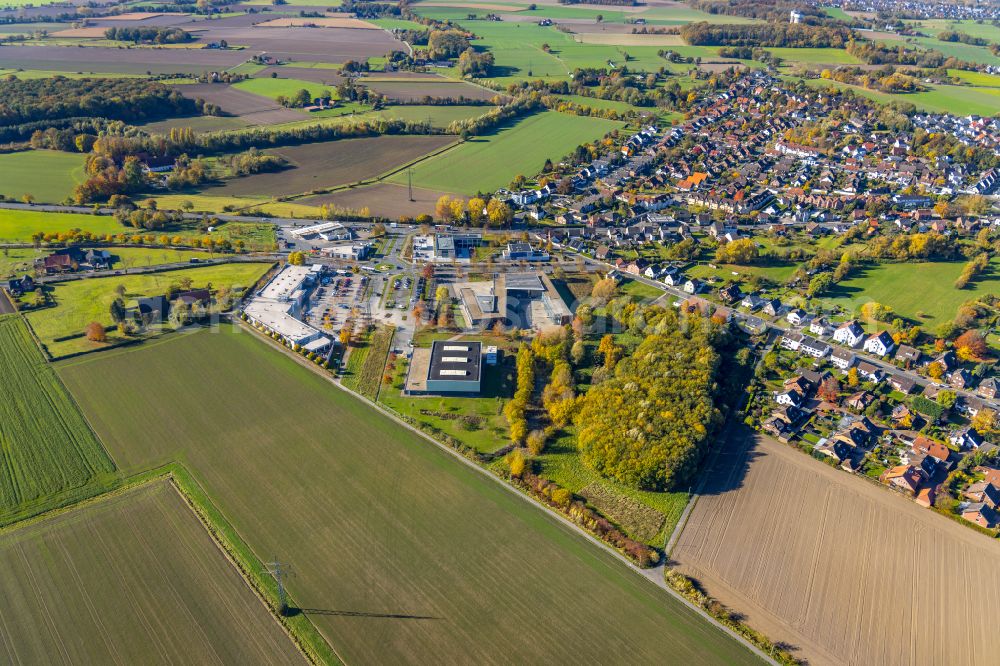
[672, 430, 1000, 666]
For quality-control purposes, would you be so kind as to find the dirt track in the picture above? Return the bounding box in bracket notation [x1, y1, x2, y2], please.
[672, 429, 1000, 666]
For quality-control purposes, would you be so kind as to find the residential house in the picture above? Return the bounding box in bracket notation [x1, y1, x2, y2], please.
[780, 331, 804, 351]
[133, 295, 169, 324]
[6, 275, 35, 296]
[762, 299, 782, 317]
[809, 318, 830, 337]
[683, 278, 703, 294]
[887, 374, 917, 394]
[863, 330, 895, 357]
[962, 503, 996, 529]
[799, 337, 830, 359]
[833, 320, 865, 348]
[856, 361, 883, 383]
[880, 465, 924, 496]
[830, 347, 855, 370]
[949, 368, 972, 390]
[786, 308, 807, 326]
[775, 388, 803, 407]
[950, 427, 985, 451]
[963, 482, 1000, 509]
[741, 293, 763, 311]
[845, 391, 875, 412]
[719, 284, 742, 303]
[895, 345, 921, 366]
[978, 377, 998, 400]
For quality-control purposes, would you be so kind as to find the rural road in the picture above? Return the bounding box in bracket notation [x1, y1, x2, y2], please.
[235, 317, 780, 666]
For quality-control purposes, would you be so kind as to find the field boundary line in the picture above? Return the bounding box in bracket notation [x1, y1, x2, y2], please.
[164, 465, 345, 666]
[236, 319, 778, 666]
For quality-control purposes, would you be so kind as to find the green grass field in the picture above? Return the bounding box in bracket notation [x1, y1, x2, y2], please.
[909, 36, 1000, 67]
[948, 69, 1000, 87]
[914, 19, 1000, 43]
[821, 259, 1000, 327]
[388, 111, 623, 193]
[58, 325, 759, 665]
[0, 479, 306, 665]
[0, 209, 123, 242]
[0, 314, 115, 525]
[767, 47, 862, 64]
[26, 262, 270, 357]
[0, 151, 86, 203]
[800, 77, 1000, 116]
[233, 76, 337, 101]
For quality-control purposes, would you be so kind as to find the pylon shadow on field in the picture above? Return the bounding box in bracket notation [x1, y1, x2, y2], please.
[290, 607, 440, 620]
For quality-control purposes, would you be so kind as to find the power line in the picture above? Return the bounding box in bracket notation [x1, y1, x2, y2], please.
[266, 559, 291, 616]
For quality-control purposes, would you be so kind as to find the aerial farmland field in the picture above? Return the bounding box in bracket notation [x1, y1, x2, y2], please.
[0, 315, 115, 525]
[671, 430, 1000, 666]
[202, 135, 456, 197]
[58, 326, 761, 665]
[388, 110, 623, 194]
[0, 479, 306, 666]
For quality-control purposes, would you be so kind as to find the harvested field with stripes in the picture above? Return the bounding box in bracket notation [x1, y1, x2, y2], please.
[671, 429, 1000, 666]
[0, 479, 306, 665]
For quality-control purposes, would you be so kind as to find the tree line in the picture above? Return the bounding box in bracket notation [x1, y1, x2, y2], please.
[103, 26, 192, 44]
[680, 21, 851, 47]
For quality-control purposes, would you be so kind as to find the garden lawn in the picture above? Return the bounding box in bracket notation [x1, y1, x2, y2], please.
[821, 258, 1000, 328]
[57, 325, 758, 665]
[25, 262, 270, 357]
[0, 151, 86, 203]
[0, 314, 115, 525]
[388, 111, 623, 194]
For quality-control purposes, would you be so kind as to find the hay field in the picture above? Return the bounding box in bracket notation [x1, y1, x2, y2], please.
[672, 430, 1000, 666]
[360, 77, 497, 101]
[0, 315, 115, 525]
[58, 326, 760, 665]
[0, 479, 306, 665]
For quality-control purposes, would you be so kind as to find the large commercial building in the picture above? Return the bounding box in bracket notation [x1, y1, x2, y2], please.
[288, 221, 352, 242]
[243, 264, 332, 354]
[456, 271, 571, 331]
[404, 341, 483, 394]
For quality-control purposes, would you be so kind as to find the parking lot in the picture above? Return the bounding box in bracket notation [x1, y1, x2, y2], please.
[303, 272, 369, 334]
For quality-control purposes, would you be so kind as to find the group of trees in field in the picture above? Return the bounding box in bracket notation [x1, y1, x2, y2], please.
[714, 238, 759, 265]
[680, 21, 850, 47]
[225, 147, 286, 176]
[104, 26, 192, 43]
[0, 76, 199, 127]
[937, 30, 990, 46]
[457, 48, 494, 77]
[576, 309, 722, 491]
[427, 29, 471, 58]
[435, 195, 513, 227]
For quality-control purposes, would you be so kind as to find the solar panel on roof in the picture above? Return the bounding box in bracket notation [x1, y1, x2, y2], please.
[442, 345, 469, 351]
[439, 369, 468, 376]
[442, 356, 468, 363]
